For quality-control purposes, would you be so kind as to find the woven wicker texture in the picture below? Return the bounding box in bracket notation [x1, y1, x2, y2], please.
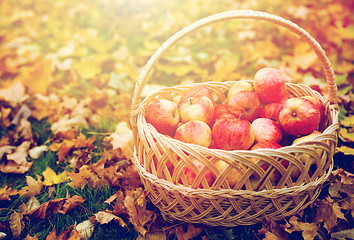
[130, 10, 340, 226]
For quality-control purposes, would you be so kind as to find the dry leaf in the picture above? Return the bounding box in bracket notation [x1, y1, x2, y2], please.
[7, 141, 31, 165]
[75, 220, 94, 240]
[106, 122, 134, 159]
[39, 167, 69, 186]
[9, 212, 23, 239]
[287, 216, 319, 240]
[23, 235, 39, 240]
[176, 223, 204, 240]
[26, 198, 66, 219]
[26, 196, 41, 213]
[25, 176, 43, 196]
[0, 80, 27, 102]
[263, 231, 281, 240]
[137, 231, 167, 240]
[94, 211, 127, 227]
[0, 232, 6, 240]
[58, 195, 85, 214]
[314, 196, 347, 232]
[0, 159, 33, 174]
[29, 145, 48, 159]
[0, 186, 19, 201]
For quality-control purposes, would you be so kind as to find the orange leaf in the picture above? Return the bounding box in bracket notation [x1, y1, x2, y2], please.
[26, 198, 66, 219]
[0, 186, 20, 201]
[58, 195, 86, 214]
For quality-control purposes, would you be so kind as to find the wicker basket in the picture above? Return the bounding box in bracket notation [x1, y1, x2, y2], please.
[130, 10, 340, 226]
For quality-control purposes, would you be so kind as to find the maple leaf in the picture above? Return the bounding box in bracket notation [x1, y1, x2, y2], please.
[124, 188, 154, 236]
[314, 196, 347, 233]
[37, 167, 69, 186]
[0, 186, 19, 201]
[285, 216, 319, 240]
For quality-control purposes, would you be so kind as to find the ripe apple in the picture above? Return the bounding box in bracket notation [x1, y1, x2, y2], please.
[253, 67, 288, 104]
[145, 99, 180, 136]
[183, 160, 215, 188]
[292, 130, 322, 165]
[212, 117, 255, 150]
[251, 118, 282, 143]
[178, 85, 215, 106]
[175, 120, 212, 147]
[278, 97, 321, 136]
[228, 90, 261, 122]
[214, 160, 244, 188]
[227, 81, 254, 102]
[210, 104, 232, 126]
[300, 95, 325, 127]
[179, 96, 215, 125]
[259, 102, 282, 122]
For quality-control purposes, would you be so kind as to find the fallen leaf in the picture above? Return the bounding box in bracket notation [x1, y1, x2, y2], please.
[75, 220, 94, 240]
[137, 231, 167, 240]
[175, 224, 204, 240]
[26, 198, 66, 219]
[0, 80, 27, 103]
[106, 121, 134, 159]
[124, 188, 154, 236]
[6, 141, 31, 166]
[58, 195, 85, 214]
[0, 159, 33, 174]
[0, 232, 6, 240]
[287, 216, 319, 240]
[29, 145, 48, 159]
[94, 211, 127, 227]
[337, 146, 354, 155]
[9, 211, 23, 239]
[25, 176, 43, 196]
[263, 231, 281, 240]
[39, 167, 69, 186]
[23, 235, 39, 240]
[331, 228, 354, 240]
[26, 196, 41, 213]
[314, 196, 347, 232]
[0, 186, 19, 201]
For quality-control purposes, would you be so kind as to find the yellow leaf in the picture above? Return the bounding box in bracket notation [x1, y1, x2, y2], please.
[94, 211, 127, 227]
[339, 127, 354, 142]
[340, 115, 354, 127]
[25, 176, 43, 197]
[76, 220, 94, 240]
[40, 167, 68, 186]
[0, 80, 27, 102]
[73, 57, 101, 79]
[16, 58, 52, 94]
[337, 146, 354, 155]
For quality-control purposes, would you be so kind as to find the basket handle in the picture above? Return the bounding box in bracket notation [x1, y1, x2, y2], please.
[130, 10, 337, 129]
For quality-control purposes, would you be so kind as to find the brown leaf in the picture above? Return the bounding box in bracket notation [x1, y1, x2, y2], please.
[23, 235, 39, 240]
[263, 231, 281, 240]
[94, 211, 127, 227]
[287, 216, 319, 240]
[137, 231, 167, 240]
[6, 141, 31, 166]
[58, 195, 85, 214]
[314, 196, 347, 232]
[25, 176, 43, 197]
[124, 188, 154, 236]
[9, 212, 23, 239]
[45, 227, 57, 240]
[26, 198, 66, 219]
[176, 223, 204, 240]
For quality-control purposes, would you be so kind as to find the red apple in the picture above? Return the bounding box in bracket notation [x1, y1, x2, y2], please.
[183, 160, 215, 188]
[214, 160, 244, 188]
[179, 96, 214, 125]
[175, 120, 212, 147]
[254, 67, 288, 104]
[145, 99, 180, 136]
[228, 90, 261, 122]
[178, 85, 215, 106]
[212, 117, 255, 150]
[251, 118, 282, 143]
[259, 102, 282, 122]
[227, 81, 254, 102]
[278, 97, 321, 136]
[300, 95, 325, 127]
[210, 104, 231, 126]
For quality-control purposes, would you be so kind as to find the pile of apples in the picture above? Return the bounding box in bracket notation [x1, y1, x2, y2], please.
[144, 67, 325, 188]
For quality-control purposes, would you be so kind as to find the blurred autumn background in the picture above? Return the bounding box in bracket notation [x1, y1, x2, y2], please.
[0, 0, 353, 239]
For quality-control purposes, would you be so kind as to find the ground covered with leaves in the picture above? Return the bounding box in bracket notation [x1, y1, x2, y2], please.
[0, 0, 353, 239]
